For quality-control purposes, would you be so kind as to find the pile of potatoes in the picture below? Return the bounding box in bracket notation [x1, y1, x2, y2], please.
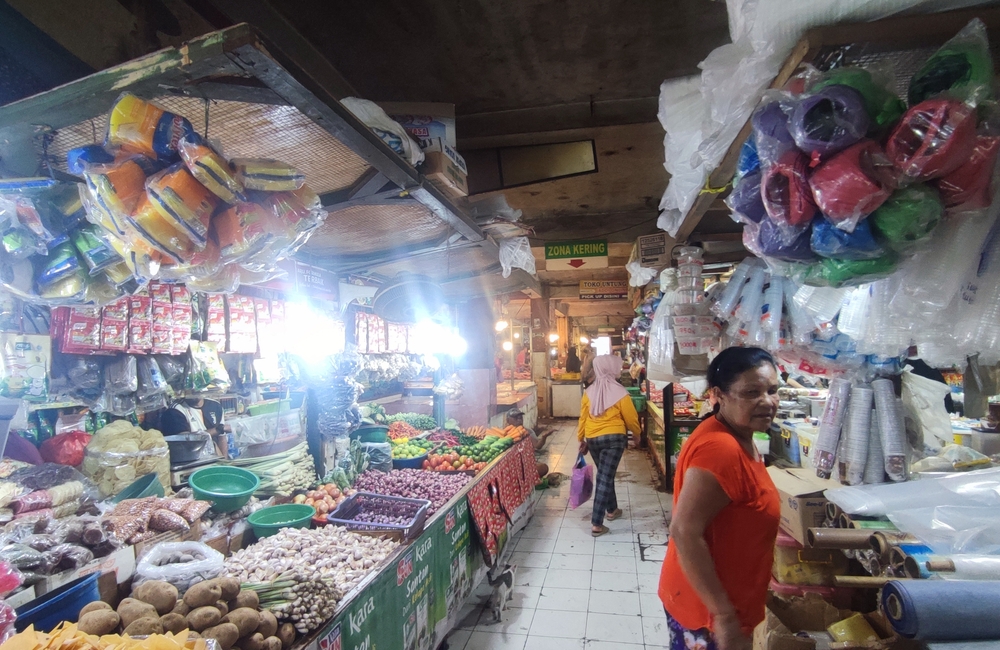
[76, 577, 296, 650]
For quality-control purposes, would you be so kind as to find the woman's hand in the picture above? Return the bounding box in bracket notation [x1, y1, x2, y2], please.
[714, 613, 751, 650]
[578, 439, 589, 455]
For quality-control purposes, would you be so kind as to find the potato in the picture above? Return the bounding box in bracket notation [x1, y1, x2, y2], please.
[184, 581, 223, 609]
[118, 598, 159, 629]
[223, 608, 260, 638]
[215, 601, 229, 617]
[231, 591, 259, 611]
[236, 633, 263, 650]
[188, 632, 201, 639]
[186, 606, 223, 632]
[80, 601, 113, 617]
[78, 611, 120, 636]
[277, 623, 296, 650]
[203, 623, 240, 650]
[172, 601, 191, 617]
[262, 637, 282, 650]
[256, 611, 278, 639]
[133, 580, 179, 615]
[123, 617, 164, 636]
[160, 613, 189, 634]
[218, 577, 241, 601]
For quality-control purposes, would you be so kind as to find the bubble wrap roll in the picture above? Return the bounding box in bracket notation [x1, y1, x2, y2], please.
[844, 386, 873, 486]
[873, 378, 907, 481]
[815, 377, 852, 479]
[864, 408, 886, 484]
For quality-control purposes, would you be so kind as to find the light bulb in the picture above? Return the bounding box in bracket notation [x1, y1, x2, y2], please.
[548, 333, 559, 343]
[495, 320, 509, 332]
[502, 341, 513, 351]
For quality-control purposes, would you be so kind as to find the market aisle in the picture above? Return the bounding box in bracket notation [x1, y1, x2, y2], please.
[446, 420, 673, 650]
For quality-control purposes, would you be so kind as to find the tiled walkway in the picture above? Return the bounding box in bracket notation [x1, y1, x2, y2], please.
[445, 420, 673, 650]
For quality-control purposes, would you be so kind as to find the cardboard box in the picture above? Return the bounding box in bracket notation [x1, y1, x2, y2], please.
[35, 545, 136, 596]
[422, 138, 468, 198]
[378, 102, 456, 149]
[636, 233, 670, 268]
[767, 467, 841, 546]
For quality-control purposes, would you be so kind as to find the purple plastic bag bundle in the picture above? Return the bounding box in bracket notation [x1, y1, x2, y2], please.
[569, 455, 594, 509]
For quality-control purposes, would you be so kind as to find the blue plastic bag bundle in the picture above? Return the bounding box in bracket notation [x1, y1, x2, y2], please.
[758, 217, 816, 262]
[726, 170, 766, 224]
[810, 219, 885, 260]
[736, 135, 761, 179]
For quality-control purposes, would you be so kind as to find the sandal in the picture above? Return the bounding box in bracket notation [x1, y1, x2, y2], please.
[591, 525, 610, 538]
[606, 508, 623, 521]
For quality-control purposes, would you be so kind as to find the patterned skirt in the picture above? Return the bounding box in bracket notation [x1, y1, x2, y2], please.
[665, 609, 717, 650]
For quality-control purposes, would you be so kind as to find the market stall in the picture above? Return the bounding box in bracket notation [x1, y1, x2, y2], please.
[0, 21, 542, 650]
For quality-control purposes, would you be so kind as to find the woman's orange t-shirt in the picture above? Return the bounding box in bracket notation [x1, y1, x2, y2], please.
[658, 416, 780, 635]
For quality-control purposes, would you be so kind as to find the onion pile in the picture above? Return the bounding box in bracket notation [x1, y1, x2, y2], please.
[352, 469, 471, 514]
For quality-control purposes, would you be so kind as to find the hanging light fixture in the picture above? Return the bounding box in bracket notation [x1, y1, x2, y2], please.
[548, 333, 559, 343]
[495, 320, 509, 332]
[502, 341, 513, 351]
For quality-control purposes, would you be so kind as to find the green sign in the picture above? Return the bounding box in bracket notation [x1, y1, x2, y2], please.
[310, 497, 481, 650]
[544, 239, 607, 259]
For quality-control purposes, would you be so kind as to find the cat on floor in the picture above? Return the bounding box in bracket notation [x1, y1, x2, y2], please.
[487, 564, 516, 622]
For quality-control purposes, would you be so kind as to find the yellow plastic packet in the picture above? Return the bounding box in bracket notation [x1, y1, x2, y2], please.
[127, 196, 197, 264]
[178, 135, 245, 203]
[146, 164, 218, 246]
[232, 158, 305, 191]
[107, 93, 194, 160]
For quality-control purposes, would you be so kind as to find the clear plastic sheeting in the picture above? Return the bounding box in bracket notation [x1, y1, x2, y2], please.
[934, 555, 1000, 580]
[825, 466, 1000, 516]
[888, 506, 1000, 555]
[498, 236, 535, 278]
[626, 260, 658, 287]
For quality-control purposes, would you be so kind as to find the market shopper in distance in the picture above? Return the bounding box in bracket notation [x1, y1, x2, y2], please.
[659, 347, 780, 650]
[580, 345, 596, 387]
[577, 354, 641, 537]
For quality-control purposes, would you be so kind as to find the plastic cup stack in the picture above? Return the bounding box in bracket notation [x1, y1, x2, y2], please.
[815, 377, 851, 479]
[863, 407, 886, 484]
[844, 385, 873, 486]
[872, 378, 907, 481]
[673, 246, 710, 355]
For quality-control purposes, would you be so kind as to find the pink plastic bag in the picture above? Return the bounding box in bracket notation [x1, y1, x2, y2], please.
[569, 455, 593, 510]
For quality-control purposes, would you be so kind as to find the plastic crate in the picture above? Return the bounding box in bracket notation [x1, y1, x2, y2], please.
[326, 492, 431, 539]
[626, 386, 642, 396]
[631, 395, 647, 412]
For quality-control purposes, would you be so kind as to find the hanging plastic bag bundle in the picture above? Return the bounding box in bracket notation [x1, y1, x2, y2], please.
[145, 163, 219, 247]
[80, 156, 153, 236]
[106, 93, 194, 161]
[762, 150, 818, 232]
[751, 99, 797, 170]
[735, 134, 760, 179]
[810, 67, 906, 134]
[757, 216, 816, 262]
[70, 224, 120, 275]
[789, 84, 869, 160]
[886, 99, 978, 181]
[177, 134, 245, 203]
[127, 195, 198, 264]
[806, 253, 898, 288]
[809, 140, 896, 230]
[726, 169, 767, 224]
[868, 185, 944, 252]
[232, 158, 306, 191]
[212, 202, 275, 263]
[908, 18, 995, 107]
[935, 130, 1000, 211]
[810, 219, 884, 260]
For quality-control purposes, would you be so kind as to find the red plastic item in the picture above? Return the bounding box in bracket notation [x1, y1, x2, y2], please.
[39, 432, 91, 467]
[886, 98, 978, 181]
[810, 140, 896, 227]
[937, 133, 1000, 210]
[0, 561, 23, 598]
[762, 150, 818, 227]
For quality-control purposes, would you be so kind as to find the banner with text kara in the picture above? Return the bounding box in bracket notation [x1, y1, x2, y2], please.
[544, 239, 608, 271]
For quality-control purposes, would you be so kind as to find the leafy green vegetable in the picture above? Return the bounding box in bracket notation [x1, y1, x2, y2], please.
[385, 412, 437, 430]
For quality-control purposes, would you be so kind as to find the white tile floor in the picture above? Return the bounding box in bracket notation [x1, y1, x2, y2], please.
[444, 420, 673, 650]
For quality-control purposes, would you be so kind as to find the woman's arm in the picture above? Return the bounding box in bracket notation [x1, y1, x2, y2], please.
[577, 395, 590, 442]
[670, 468, 738, 622]
[619, 395, 641, 435]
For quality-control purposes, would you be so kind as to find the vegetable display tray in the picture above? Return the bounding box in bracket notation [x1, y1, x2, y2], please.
[326, 492, 431, 540]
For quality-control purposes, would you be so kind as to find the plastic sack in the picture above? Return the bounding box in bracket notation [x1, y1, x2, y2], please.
[757, 217, 815, 262]
[937, 133, 1000, 211]
[889, 506, 1000, 556]
[646, 296, 676, 382]
[232, 159, 306, 192]
[811, 219, 884, 260]
[341, 97, 426, 166]
[39, 433, 91, 467]
[498, 236, 535, 278]
[908, 18, 994, 107]
[901, 366, 953, 448]
[809, 140, 896, 229]
[811, 67, 905, 133]
[886, 99, 978, 181]
[568, 455, 593, 510]
[726, 169, 766, 224]
[751, 99, 797, 170]
[789, 84, 869, 159]
[807, 253, 898, 288]
[762, 150, 817, 227]
[626, 260, 657, 288]
[869, 185, 944, 251]
[107, 93, 194, 160]
[735, 134, 760, 178]
[362, 442, 392, 473]
[105, 355, 137, 395]
[177, 134, 245, 203]
[134, 541, 224, 592]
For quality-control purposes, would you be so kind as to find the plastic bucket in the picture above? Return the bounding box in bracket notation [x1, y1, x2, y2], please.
[247, 504, 315, 538]
[16, 573, 100, 632]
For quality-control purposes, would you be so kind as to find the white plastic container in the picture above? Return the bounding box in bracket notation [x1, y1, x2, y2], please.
[677, 262, 704, 278]
[677, 275, 702, 290]
[797, 427, 819, 469]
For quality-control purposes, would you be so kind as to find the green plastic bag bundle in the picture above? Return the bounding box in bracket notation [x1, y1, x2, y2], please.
[869, 184, 944, 250]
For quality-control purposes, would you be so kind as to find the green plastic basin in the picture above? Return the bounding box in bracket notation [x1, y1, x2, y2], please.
[247, 504, 316, 538]
[189, 466, 260, 512]
[110, 473, 165, 503]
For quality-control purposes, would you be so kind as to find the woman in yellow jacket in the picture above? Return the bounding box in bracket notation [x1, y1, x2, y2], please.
[578, 354, 641, 537]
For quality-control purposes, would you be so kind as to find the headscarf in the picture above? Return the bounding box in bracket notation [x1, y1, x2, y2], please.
[585, 354, 629, 416]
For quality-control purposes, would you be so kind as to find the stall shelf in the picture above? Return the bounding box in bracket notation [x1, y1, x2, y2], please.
[670, 5, 1000, 243]
[0, 24, 540, 298]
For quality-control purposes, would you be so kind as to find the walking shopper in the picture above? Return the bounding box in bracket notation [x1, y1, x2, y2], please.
[658, 347, 781, 650]
[577, 354, 641, 537]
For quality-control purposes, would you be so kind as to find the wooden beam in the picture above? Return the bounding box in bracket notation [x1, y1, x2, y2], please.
[566, 301, 635, 318]
[555, 302, 570, 317]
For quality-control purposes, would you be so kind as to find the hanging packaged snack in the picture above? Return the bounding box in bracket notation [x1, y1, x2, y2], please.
[102, 229, 159, 287]
[935, 131, 1000, 211]
[127, 195, 198, 264]
[811, 67, 906, 133]
[751, 99, 798, 170]
[100, 297, 129, 352]
[757, 217, 817, 262]
[186, 340, 231, 392]
[908, 18, 994, 106]
[35, 242, 82, 290]
[145, 164, 219, 247]
[70, 224, 120, 275]
[106, 93, 195, 161]
[886, 98, 978, 181]
[726, 170, 767, 224]
[171, 302, 192, 355]
[232, 158, 306, 191]
[128, 290, 152, 354]
[205, 294, 226, 345]
[82, 157, 153, 236]
[10, 195, 61, 248]
[61, 307, 102, 354]
[213, 201, 275, 262]
[762, 150, 818, 228]
[790, 84, 870, 160]
[810, 219, 885, 260]
[177, 133, 245, 203]
[809, 140, 896, 230]
[151, 297, 174, 355]
[186, 262, 240, 294]
[38, 269, 88, 304]
[0, 333, 50, 402]
[0, 197, 46, 260]
[868, 184, 945, 251]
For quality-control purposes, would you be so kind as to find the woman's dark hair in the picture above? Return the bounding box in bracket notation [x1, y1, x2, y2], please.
[707, 346, 777, 393]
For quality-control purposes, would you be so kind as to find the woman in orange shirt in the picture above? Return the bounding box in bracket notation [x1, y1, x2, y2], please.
[658, 347, 781, 650]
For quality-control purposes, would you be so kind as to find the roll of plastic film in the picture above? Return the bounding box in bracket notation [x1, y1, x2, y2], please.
[815, 378, 852, 479]
[872, 378, 907, 481]
[882, 579, 1000, 640]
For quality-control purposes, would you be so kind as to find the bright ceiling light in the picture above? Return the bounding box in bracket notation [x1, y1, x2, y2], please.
[548, 333, 559, 343]
[513, 332, 520, 339]
[502, 341, 513, 351]
[580, 336, 589, 344]
[495, 320, 509, 332]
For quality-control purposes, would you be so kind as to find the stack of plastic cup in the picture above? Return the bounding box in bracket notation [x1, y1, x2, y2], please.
[673, 246, 710, 354]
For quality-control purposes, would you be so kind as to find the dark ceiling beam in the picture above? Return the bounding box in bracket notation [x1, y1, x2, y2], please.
[457, 96, 659, 141]
[525, 211, 660, 245]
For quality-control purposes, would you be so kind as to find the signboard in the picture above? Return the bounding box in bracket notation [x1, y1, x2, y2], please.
[637, 233, 669, 268]
[544, 239, 608, 271]
[579, 280, 628, 300]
